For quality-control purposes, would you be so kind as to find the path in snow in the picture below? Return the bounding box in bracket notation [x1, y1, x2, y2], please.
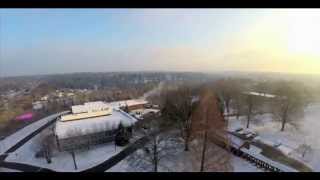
[0, 111, 69, 155]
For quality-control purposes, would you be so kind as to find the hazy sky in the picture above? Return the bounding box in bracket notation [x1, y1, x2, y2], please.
[1, 9, 320, 77]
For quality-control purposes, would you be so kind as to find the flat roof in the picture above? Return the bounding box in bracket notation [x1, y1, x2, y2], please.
[71, 101, 111, 114]
[108, 99, 148, 109]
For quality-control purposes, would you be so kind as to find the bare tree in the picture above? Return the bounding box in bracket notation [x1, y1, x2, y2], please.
[213, 79, 233, 114]
[132, 114, 175, 172]
[272, 81, 308, 131]
[34, 129, 55, 164]
[161, 85, 197, 151]
[190, 88, 232, 172]
[241, 92, 265, 129]
[217, 79, 246, 119]
[245, 94, 253, 128]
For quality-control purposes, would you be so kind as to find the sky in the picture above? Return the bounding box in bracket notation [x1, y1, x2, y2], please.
[1, 9, 320, 77]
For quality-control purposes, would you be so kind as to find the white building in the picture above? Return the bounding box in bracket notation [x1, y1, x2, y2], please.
[55, 101, 137, 151]
[40, 95, 48, 101]
[60, 101, 112, 122]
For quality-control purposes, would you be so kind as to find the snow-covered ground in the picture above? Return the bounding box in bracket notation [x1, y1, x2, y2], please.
[5, 128, 126, 172]
[108, 134, 261, 172]
[0, 111, 69, 154]
[108, 150, 263, 172]
[227, 102, 320, 171]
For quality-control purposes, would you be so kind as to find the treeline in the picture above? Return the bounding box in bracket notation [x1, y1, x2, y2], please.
[44, 72, 209, 90]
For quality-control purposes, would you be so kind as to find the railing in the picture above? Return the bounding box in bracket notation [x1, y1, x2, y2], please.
[228, 135, 298, 172]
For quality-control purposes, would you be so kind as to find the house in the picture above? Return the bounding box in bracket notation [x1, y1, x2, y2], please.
[54, 101, 137, 151]
[32, 101, 44, 110]
[58, 92, 63, 98]
[67, 93, 75, 97]
[40, 95, 48, 101]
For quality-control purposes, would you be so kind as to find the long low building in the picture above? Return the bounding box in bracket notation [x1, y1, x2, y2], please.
[108, 99, 148, 111]
[54, 101, 137, 151]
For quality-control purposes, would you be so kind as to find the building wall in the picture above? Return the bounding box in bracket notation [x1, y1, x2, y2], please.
[128, 104, 145, 111]
[57, 129, 118, 151]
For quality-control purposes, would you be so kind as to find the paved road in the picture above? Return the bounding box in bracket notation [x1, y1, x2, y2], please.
[0, 161, 55, 172]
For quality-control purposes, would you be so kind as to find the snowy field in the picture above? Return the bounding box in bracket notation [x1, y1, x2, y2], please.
[0, 111, 69, 154]
[227, 102, 320, 171]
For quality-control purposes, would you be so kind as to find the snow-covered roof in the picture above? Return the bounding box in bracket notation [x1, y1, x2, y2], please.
[243, 91, 276, 98]
[71, 101, 111, 114]
[109, 99, 148, 109]
[55, 109, 137, 139]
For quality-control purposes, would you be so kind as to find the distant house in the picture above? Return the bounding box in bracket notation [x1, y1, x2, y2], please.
[54, 101, 137, 151]
[40, 95, 48, 101]
[58, 92, 63, 98]
[32, 101, 44, 110]
[67, 93, 75, 97]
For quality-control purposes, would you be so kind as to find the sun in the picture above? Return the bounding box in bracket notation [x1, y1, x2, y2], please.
[286, 11, 320, 57]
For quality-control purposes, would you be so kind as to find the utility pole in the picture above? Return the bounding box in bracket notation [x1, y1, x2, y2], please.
[71, 151, 78, 170]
